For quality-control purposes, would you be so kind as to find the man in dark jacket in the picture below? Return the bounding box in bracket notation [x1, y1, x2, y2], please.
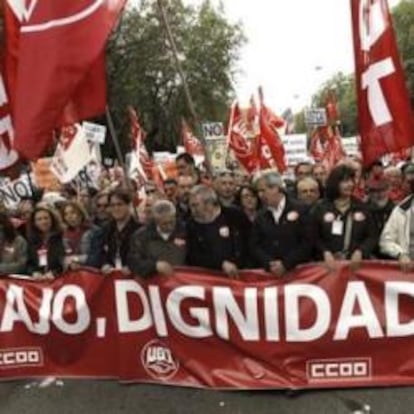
[250, 170, 311, 276]
[128, 200, 187, 277]
[186, 184, 250, 278]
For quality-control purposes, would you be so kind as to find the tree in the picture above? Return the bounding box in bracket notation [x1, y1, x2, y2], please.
[300, 1, 414, 139]
[106, 0, 245, 154]
[392, 0, 414, 106]
[311, 72, 358, 137]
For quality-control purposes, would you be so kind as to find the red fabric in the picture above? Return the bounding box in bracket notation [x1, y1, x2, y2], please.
[5, 0, 126, 160]
[351, 0, 414, 166]
[310, 126, 346, 170]
[257, 93, 287, 172]
[388, 186, 406, 202]
[227, 102, 259, 173]
[325, 90, 340, 123]
[129, 106, 153, 180]
[182, 119, 205, 157]
[2, 263, 414, 389]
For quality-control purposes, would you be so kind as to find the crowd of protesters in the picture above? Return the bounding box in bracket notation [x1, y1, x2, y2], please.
[1, 152, 414, 280]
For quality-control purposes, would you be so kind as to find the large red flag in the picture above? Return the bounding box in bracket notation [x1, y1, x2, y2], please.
[0, 67, 18, 170]
[181, 119, 205, 157]
[4, 0, 126, 160]
[226, 101, 259, 173]
[351, 0, 414, 166]
[257, 90, 287, 172]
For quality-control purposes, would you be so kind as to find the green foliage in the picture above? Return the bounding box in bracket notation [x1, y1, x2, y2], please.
[303, 1, 414, 138]
[392, 0, 414, 106]
[311, 72, 358, 137]
[106, 0, 245, 154]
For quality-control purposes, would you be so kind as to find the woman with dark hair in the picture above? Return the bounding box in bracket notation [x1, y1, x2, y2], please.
[62, 201, 97, 266]
[310, 165, 377, 270]
[0, 213, 28, 274]
[27, 206, 66, 279]
[87, 189, 139, 274]
[235, 185, 261, 223]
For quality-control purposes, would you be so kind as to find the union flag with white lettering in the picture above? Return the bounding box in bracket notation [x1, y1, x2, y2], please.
[351, 0, 414, 166]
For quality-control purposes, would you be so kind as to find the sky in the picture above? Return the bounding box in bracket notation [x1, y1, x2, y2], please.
[129, 0, 402, 113]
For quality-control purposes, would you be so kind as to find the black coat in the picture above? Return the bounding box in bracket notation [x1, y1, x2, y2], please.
[27, 232, 66, 276]
[86, 218, 140, 269]
[310, 199, 378, 260]
[186, 206, 250, 270]
[250, 198, 311, 271]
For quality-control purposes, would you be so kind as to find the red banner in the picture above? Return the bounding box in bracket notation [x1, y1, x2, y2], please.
[351, 0, 414, 166]
[2, 262, 414, 389]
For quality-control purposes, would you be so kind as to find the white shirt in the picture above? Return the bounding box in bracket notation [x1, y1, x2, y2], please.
[157, 228, 171, 241]
[268, 196, 286, 224]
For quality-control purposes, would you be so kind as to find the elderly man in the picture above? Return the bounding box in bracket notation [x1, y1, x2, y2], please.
[187, 184, 250, 278]
[380, 170, 414, 270]
[128, 200, 187, 277]
[295, 176, 321, 208]
[213, 170, 237, 207]
[250, 170, 310, 276]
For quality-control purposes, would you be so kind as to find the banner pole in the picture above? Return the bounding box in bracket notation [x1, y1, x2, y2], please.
[156, 0, 213, 175]
[105, 106, 139, 221]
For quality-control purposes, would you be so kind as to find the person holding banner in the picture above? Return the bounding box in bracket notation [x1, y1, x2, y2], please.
[88, 189, 139, 274]
[61, 201, 97, 267]
[310, 165, 377, 270]
[26, 206, 67, 280]
[0, 213, 28, 275]
[250, 170, 310, 276]
[186, 185, 250, 278]
[380, 172, 414, 271]
[127, 200, 187, 277]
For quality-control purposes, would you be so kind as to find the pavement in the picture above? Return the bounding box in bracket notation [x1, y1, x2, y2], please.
[0, 380, 413, 414]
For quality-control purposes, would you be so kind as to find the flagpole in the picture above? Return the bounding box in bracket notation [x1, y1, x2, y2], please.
[105, 106, 139, 208]
[224, 101, 237, 167]
[156, 0, 213, 175]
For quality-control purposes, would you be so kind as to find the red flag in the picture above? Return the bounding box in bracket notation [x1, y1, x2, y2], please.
[246, 95, 258, 133]
[5, 0, 126, 160]
[181, 119, 205, 157]
[325, 90, 340, 124]
[310, 126, 346, 170]
[351, 0, 414, 166]
[0, 67, 18, 170]
[226, 101, 259, 173]
[128, 106, 153, 181]
[257, 89, 287, 172]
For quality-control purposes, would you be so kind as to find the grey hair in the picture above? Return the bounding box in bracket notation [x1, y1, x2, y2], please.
[190, 184, 219, 205]
[151, 200, 176, 217]
[253, 169, 285, 190]
[213, 169, 234, 180]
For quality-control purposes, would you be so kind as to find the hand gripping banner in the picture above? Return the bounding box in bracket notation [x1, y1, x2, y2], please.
[1, 262, 414, 389]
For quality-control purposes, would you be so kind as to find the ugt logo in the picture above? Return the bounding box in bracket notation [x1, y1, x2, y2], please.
[141, 340, 180, 381]
[7, 0, 104, 32]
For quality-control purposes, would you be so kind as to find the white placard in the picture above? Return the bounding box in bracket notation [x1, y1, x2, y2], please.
[282, 134, 308, 166]
[342, 136, 360, 157]
[202, 122, 225, 139]
[82, 122, 107, 145]
[0, 175, 33, 209]
[305, 108, 327, 126]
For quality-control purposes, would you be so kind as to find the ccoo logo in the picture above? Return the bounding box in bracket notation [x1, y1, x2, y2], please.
[7, 0, 104, 32]
[141, 340, 180, 381]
